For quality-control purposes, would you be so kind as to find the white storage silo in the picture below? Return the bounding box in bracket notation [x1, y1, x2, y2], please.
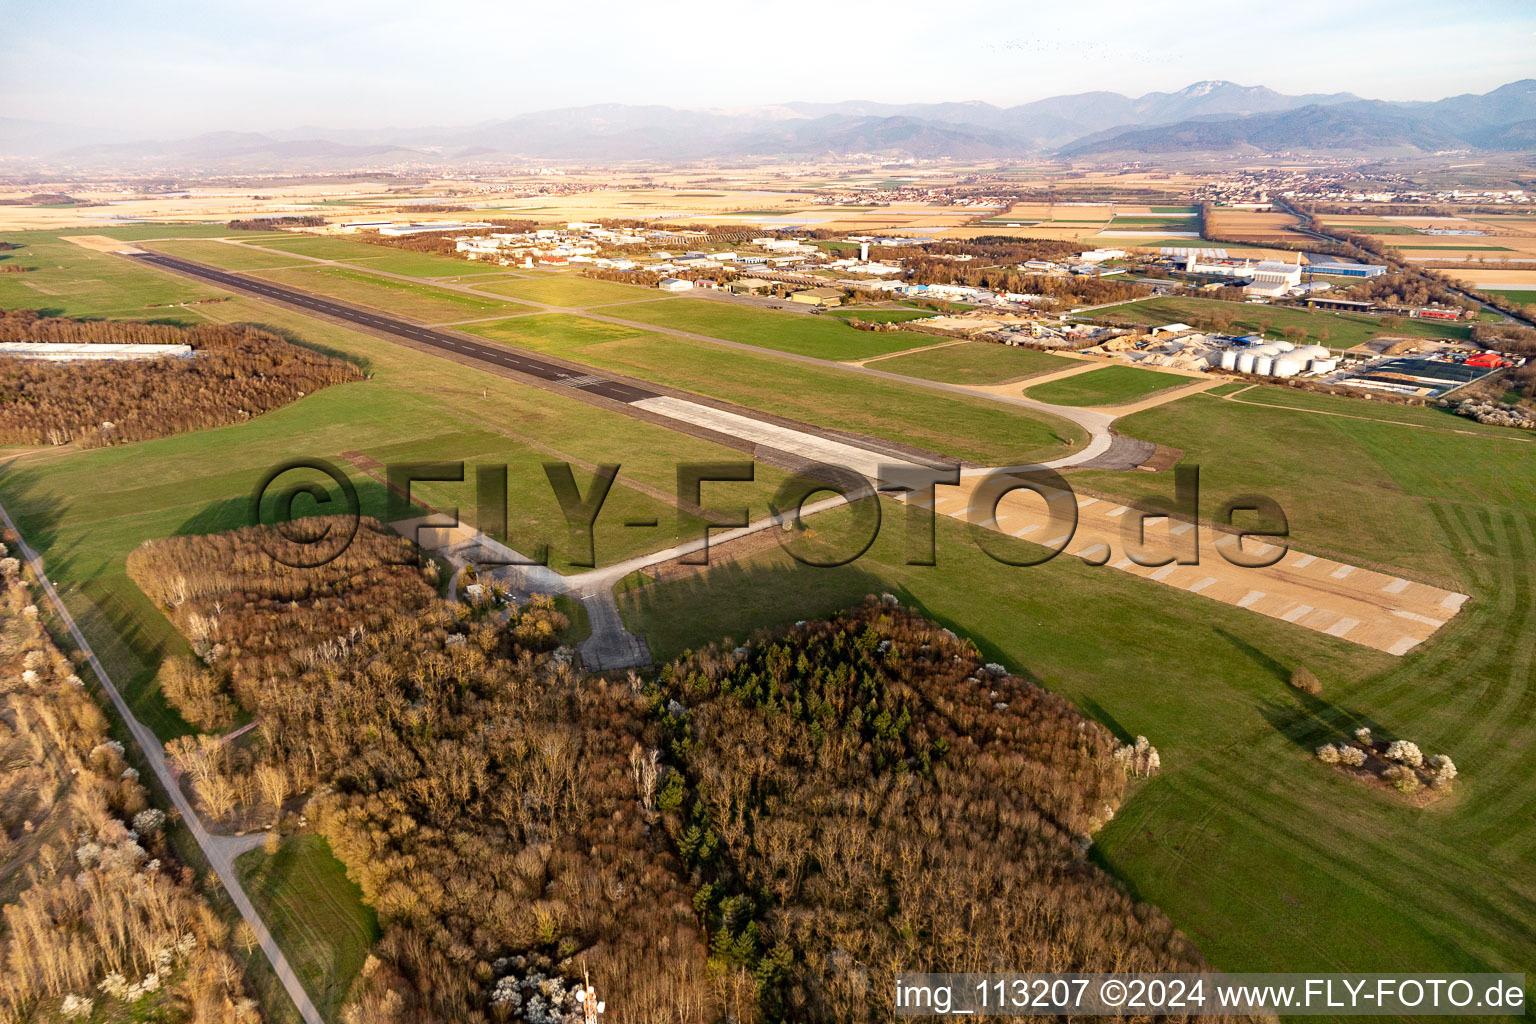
[1308, 357, 1337, 374]
[1273, 341, 1295, 353]
[1220, 350, 1238, 370]
[1273, 356, 1304, 377]
[1237, 353, 1256, 374]
[1295, 344, 1330, 361]
[1255, 355, 1274, 376]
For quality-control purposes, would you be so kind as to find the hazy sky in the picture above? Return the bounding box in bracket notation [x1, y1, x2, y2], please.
[4, 0, 1534, 136]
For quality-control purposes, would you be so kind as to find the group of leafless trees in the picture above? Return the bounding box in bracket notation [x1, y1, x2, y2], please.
[0, 309, 362, 447]
[650, 599, 1219, 1022]
[0, 547, 261, 1023]
[226, 216, 325, 231]
[129, 523, 1225, 1023]
[129, 519, 716, 1023]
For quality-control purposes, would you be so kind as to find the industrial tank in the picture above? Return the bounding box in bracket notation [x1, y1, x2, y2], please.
[1236, 353, 1256, 373]
[1255, 355, 1274, 376]
[1308, 357, 1338, 374]
[1273, 356, 1304, 377]
[1220, 350, 1238, 370]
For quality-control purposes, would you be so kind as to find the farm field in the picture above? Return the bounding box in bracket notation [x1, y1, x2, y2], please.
[1025, 364, 1190, 406]
[459, 313, 1088, 464]
[864, 341, 1076, 384]
[1091, 295, 1474, 350]
[1204, 208, 1303, 243]
[621, 386, 1536, 989]
[592, 296, 938, 360]
[237, 836, 379, 1022]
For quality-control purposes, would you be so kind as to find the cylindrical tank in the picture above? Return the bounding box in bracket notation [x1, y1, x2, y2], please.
[1273, 341, 1295, 353]
[1308, 357, 1337, 374]
[1255, 355, 1274, 376]
[1220, 350, 1238, 370]
[1237, 353, 1256, 374]
[1273, 356, 1304, 377]
[1296, 344, 1329, 360]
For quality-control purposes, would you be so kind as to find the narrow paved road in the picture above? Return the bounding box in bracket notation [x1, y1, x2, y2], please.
[0, 500, 327, 1024]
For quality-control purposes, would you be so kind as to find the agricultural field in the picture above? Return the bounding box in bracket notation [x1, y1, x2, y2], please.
[864, 341, 1076, 384]
[1204, 208, 1303, 243]
[237, 836, 380, 1021]
[621, 385, 1536, 988]
[459, 313, 1087, 463]
[592, 296, 938, 360]
[1024, 364, 1191, 406]
[1318, 212, 1536, 262]
[1091, 295, 1474, 350]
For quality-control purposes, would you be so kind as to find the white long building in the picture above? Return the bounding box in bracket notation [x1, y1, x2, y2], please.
[0, 342, 194, 362]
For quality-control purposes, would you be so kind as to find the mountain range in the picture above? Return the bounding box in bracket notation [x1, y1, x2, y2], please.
[4, 80, 1533, 169]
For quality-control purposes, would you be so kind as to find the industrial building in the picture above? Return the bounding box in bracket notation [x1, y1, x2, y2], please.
[1244, 255, 1305, 298]
[1302, 256, 1388, 278]
[656, 277, 693, 292]
[789, 287, 844, 307]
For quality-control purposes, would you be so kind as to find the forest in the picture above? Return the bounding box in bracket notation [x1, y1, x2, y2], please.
[0, 309, 362, 447]
[0, 544, 261, 1023]
[128, 522, 1221, 1024]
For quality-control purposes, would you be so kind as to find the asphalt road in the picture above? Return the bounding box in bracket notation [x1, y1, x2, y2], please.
[0, 499, 325, 1024]
[131, 252, 659, 404]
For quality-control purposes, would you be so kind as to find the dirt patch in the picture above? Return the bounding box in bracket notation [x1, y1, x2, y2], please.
[59, 235, 145, 254]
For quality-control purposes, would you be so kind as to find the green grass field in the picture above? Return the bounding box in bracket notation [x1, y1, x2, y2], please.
[867, 341, 1076, 383]
[827, 308, 938, 324]
[1093, 296, 1474, 349]
[1483, 288, 1536, 304]
[1025, 365, 1191, 406]
[139, 238, 317, 272]
[251, 264, 525, 322]
[474, 274, 669, 308]
[1215, 384, 1532, 438]
[231, 233, 510, 277]
[591, 296, 939, 360]
[622, 389, 1536, 991]
[0, 230, 230, 320]
[460, 314, 1088, 464]
[237, 836, 379, 1020]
